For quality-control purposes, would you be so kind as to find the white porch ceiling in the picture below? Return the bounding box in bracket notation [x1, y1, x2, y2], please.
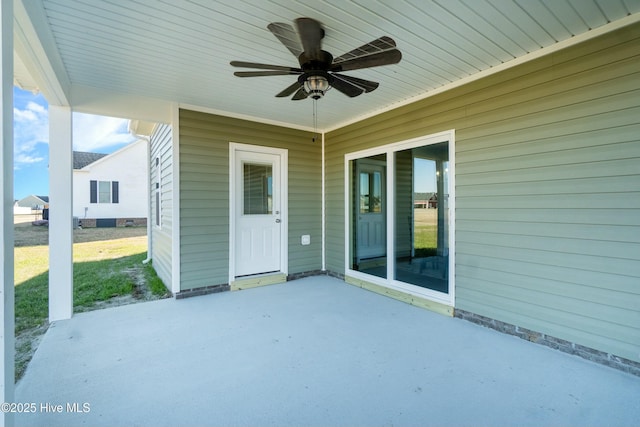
[14, 0, 640, 131]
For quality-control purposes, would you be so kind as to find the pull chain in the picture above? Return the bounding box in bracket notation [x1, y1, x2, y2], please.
[312, 98, 318, 142]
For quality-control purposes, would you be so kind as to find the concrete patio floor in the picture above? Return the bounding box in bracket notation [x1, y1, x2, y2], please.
[15, 276, 640, 427]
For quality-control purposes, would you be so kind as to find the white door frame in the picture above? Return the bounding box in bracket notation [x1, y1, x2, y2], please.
[229, 143, 288, 283]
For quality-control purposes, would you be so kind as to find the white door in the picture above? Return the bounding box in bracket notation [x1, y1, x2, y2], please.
[356, 161, 386, 260]
[234, 150, 282, 277]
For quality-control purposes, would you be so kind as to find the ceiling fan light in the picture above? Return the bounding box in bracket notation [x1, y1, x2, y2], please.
[304, 75, 330, 99]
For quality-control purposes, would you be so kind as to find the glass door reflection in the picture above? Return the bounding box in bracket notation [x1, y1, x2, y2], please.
[394, 142, 449, 293]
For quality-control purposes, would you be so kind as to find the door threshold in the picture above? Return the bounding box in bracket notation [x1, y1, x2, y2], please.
[231, 272, 287, 291]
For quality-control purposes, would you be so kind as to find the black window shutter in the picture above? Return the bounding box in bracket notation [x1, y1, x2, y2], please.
[112, 181, 119, 203]
[90, 180, 97, 203]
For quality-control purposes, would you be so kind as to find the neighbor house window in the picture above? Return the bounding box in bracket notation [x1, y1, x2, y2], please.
[99, 181, 110, 203]
[90, 180, 119, 204]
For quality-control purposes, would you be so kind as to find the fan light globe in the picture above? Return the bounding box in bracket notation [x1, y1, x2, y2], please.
[304, 75, 329, 99]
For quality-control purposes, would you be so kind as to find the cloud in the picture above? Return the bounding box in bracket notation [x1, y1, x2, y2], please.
[14, 100, 49, 169]
[14, 105, 43, 122]
[15, 153, 44, 164]
[72, 113, 136, 152]
[13, 89, 136, 170]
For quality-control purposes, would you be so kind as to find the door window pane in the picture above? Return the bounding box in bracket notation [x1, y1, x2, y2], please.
[243, 163, 273, 215]
[360, 171, 382, 213]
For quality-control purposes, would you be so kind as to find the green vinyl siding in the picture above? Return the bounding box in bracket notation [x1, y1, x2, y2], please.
[149, 123, 173, 289]
[179, 109, 320, 291]
[395, 150, 413, 258]
[325, 23, 640, 361]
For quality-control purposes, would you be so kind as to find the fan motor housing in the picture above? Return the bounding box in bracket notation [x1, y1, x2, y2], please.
[298, 50, 333, 71]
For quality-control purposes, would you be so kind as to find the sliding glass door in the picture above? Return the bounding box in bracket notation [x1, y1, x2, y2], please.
[346, 131, 454, 305]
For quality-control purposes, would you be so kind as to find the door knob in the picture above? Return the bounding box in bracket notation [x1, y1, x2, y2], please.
[275, 219, 281, 223]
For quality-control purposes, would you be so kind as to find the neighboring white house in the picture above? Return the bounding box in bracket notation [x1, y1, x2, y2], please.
[15, 194, 49, 209]
[73, 139, 148, 227]
[14, 195, 49, 215]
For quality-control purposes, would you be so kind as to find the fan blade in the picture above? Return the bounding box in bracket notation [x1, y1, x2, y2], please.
[268, 22, 304, 58]
[276, 81, 302, 97]
[332, 73, 379, 93]
[291, 87, 308, 100]
[330, 76, 365, 98]
[330, 49, 402, 72]
[295, 18, 324, 61]
[234, 71, 301, 77]
[333, 36, 397, 63]
[230, 61, 302, 73]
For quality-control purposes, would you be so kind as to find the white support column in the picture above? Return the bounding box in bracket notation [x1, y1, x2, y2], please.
[170, 104, 180, 294]
[0, 0, 14, 424]
[48, 106, 73, 322]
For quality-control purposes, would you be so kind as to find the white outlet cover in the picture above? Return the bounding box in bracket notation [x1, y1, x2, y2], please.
[301, 235, 311, 245]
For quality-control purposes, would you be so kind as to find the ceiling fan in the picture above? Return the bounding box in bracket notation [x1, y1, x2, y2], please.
[230, 17, 402, 100]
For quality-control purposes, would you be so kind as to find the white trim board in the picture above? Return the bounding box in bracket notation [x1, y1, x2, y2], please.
[180, 103, 315, 133]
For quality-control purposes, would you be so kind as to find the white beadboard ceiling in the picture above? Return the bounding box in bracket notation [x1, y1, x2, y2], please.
[15, 0, 640, 130]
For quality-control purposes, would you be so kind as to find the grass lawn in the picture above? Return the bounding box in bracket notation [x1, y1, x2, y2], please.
[413, 209, 439, 257]
[414, 225, 437, 249]
[14, 221, 169, 381]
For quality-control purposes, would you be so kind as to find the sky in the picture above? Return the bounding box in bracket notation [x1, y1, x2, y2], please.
[13, 86, 136, 200]
[414, 158, 437, 194]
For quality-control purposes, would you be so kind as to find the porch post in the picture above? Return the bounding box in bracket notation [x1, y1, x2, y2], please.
[0, 0, 14, 424]
[48, 106, 73, 321]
